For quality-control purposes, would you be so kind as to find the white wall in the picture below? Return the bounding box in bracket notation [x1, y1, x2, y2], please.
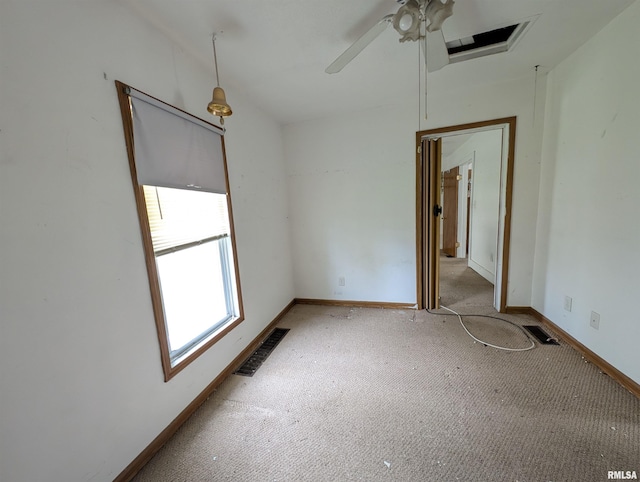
[284, 74, 545, 306]
[533, 0, 640, 384]
[284, 105, 418, 303]
[467, 131, 503, 284]
[0, 2, 294, 481]
[457, 163, 471, 259]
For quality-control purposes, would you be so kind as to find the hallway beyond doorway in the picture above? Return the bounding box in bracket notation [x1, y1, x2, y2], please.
[439, 254, 494, 308]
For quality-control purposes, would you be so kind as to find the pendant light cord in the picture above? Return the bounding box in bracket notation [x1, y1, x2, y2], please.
[212, 34, 220, 87]
[533, 65, 539, 123]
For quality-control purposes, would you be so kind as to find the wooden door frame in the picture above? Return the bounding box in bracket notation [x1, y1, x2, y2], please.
[416, 117, 517, 312]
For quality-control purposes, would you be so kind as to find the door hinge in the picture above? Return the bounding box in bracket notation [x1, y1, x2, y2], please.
[456, 175, 462, 181]
[417, 145, 422, 154]
[455, 242, 461, 248]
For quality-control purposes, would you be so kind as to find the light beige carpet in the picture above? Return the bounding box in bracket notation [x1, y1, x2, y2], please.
[133, 261, 639, 481]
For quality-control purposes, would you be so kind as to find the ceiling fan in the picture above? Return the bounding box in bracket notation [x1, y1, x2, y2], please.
[326, 0, 454, 74]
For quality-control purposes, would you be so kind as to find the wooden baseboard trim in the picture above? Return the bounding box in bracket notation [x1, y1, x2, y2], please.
[295, 298, 417, 310]
[114, 298, 296, 482]
[525, 307, 639, 400]
[504, 306, 532, 315]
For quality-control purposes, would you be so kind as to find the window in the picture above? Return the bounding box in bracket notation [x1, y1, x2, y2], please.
[116, 81, 243, 381]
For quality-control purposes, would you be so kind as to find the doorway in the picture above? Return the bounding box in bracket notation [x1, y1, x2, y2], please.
[441, 166, 459, 258]
[415, 117, 516, 312]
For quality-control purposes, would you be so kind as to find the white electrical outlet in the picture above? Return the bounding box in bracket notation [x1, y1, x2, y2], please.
[590, 311, 600, 330]
[564, 296, 573, 312]
[338, 276, 345, 287]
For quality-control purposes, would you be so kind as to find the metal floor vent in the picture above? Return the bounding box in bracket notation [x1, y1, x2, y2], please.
[524, 325, 559, 345]
[234, 328, 290, 377]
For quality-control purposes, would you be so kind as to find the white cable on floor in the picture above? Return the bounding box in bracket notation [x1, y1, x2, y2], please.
[440, 305, 536, 352]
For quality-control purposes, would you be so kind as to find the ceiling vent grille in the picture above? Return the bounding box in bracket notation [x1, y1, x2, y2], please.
[446, 18, 536, 64]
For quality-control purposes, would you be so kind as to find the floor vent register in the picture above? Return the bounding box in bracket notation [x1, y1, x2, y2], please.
[523, 325, 560, 345]
[234, 328, 290, 377]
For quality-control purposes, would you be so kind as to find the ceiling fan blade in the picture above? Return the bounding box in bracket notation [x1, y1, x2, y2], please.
[325, 14, 394, 74]
[423, 28, 449, 73]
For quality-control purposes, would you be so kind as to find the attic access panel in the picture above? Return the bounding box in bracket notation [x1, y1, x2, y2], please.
[445, 20, 533, 64]
[447, 24, 518, 55]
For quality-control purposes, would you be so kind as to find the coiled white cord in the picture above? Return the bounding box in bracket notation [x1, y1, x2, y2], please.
[440, 305, 536, 352]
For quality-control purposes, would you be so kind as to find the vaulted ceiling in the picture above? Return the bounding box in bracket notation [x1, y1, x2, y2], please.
[123, 0, 635, 124]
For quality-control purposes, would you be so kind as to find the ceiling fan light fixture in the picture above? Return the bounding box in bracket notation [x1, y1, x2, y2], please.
[399, 13, 414, 31]
[393, 0, 421, 42]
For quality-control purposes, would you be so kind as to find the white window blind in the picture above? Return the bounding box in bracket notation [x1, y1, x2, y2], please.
[130, 88, 227, 194]
[143, 186, 230, 255]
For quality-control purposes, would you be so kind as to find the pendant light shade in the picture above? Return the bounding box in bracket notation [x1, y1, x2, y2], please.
[207, 86, 232, 117]
[208, 33, 232, 123]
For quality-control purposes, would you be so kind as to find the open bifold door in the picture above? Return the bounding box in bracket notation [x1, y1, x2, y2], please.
[423, 137, 442, 310]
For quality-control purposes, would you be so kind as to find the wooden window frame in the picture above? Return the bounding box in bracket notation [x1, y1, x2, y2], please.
[115, 81, 244, 381]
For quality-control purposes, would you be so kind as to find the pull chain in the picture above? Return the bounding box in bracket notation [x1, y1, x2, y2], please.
[533, 65, 540, 123]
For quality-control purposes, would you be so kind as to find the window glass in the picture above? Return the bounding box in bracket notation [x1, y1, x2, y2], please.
[142, 186, 240, 366]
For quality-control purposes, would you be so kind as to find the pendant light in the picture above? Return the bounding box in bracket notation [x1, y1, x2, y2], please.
[207, 33, 232, 124]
